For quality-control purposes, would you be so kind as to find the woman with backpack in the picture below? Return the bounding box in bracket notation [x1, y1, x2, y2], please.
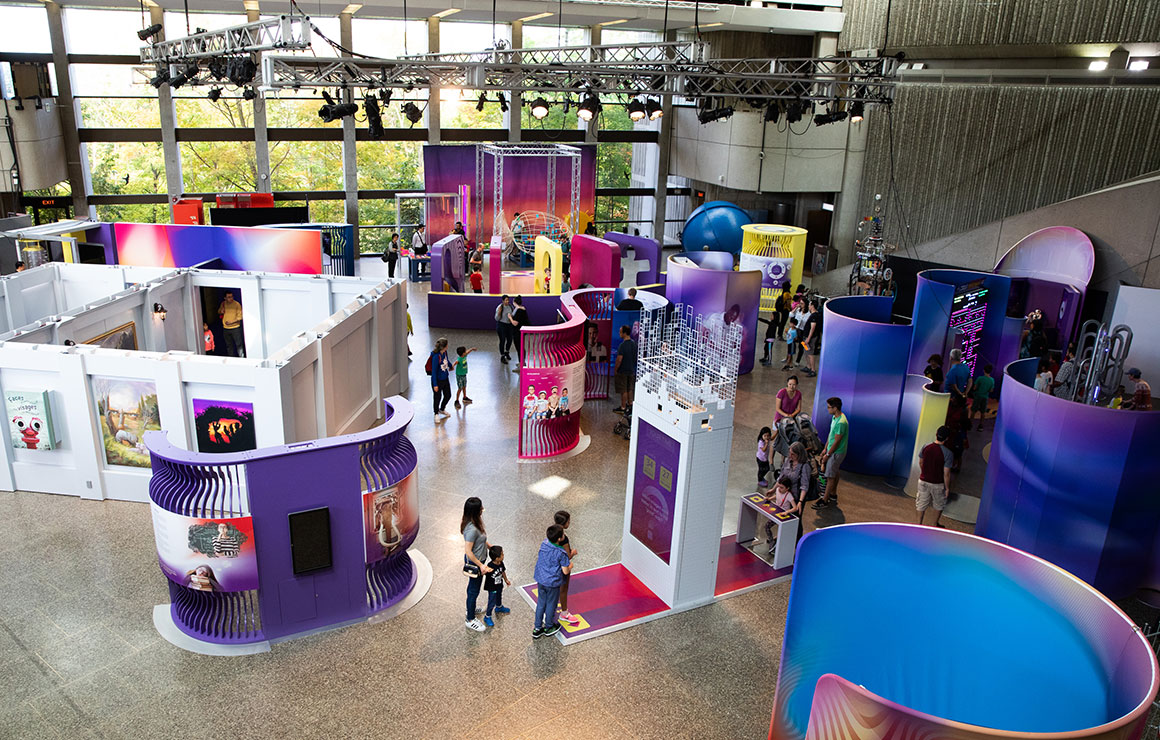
[428, 337, 452, 419]
[779, 441, 813, 504]
[381, 232, 400, 278]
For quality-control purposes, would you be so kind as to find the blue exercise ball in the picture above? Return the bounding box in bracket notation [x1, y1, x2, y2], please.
[682, 201, 752, 255]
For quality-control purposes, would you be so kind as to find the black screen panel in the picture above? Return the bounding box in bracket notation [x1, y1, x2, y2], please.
[288, 507, 332, 575]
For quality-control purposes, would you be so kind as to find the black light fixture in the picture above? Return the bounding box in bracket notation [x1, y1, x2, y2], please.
[764, 103, 780, 123]
[207, 87, 222, 102]
[207, 59, 227, 81]
[169, 63, 200, 90]
[364, 94, 385, 139]
[849, 100, 865, 123]
[646, 98, 663, 121]
[243, 87, 257, 101]
[137, 23, 163, 41]
[496, 92, 508, 113]
[814, 109, 848, 126]
[697, 104, 733, 124]
[226, 57, 257, 87]
[402, 101, 423, 125]
[152, 303, 167, 321]
[529, 97, 550, 120]
[476, 92, 487, 112]
[785, 100, 803, 123]
[317, 91, 358, 122]
[627, 97, 646, 122]
[577, 92, 602, 122]
[149, 67, 171, 89]
[379, 89, 392, 107]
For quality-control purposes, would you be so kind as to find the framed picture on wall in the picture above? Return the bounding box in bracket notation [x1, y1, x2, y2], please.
[4, 390, 57, 450]
[192, 399, 256, 453]
[91, 376, 161, 468]
[83, 321, 138, 351]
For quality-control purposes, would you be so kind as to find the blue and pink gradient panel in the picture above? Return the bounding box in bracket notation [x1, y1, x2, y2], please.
[665, 252, 761, 375]
[115, 223, 323, 274]
[977, 358, 1160, 599]
[770, 523, 1158, 740]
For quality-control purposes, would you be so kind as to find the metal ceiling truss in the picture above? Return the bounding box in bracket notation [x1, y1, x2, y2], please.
[140, 12, 312, 65]
[259, 42, 900, 106]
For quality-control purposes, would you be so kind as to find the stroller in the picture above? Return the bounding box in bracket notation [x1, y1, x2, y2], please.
[613, 405, 632, 441]
[774, 413, 826, 501]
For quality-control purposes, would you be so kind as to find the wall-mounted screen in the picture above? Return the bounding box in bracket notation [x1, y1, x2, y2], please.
[948, 279, 989, 375]
[288, 507, 332, 575]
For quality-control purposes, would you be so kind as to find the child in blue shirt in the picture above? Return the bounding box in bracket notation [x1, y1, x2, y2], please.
[781, 318, 800, 370]
[532, 524, 572, 639]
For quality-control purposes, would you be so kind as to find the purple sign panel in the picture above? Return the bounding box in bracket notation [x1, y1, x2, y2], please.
[630, 420, 681, 563]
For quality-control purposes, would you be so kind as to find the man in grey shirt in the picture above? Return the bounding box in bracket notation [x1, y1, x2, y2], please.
[495, 295, 514, 363]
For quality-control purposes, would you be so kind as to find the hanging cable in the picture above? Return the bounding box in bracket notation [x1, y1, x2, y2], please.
[184, 0, 191, 35]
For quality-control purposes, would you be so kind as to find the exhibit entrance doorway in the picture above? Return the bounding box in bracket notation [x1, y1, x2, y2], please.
[198, 286, 245, 357]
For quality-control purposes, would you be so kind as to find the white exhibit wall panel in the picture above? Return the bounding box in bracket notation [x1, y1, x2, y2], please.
[0, 264, 408, 501]
[1111, 285, 1160, 384]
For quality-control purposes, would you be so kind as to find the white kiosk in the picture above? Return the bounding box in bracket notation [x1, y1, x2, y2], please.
[621, 305, 741, 610]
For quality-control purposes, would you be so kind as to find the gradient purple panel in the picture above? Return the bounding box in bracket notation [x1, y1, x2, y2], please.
[811, 296, 912, 477]
[770, 524, 1159, 740]
[994, 225, 1095, 290]
[629, 420, 681, 563]
[977, 358, 1160, 599]
[570, 234, 620, 289]
[602, 231, 661, 286]
[665, 253, 761, 375]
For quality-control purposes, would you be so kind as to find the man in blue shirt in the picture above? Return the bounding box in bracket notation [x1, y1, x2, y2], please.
[532, 524, 573, 639]
[944, 349, 970, 406]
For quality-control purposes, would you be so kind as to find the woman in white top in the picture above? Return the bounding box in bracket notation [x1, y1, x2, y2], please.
[1034, 358, 1054, 394]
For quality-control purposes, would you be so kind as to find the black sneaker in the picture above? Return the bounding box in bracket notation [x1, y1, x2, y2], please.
[532, 628, 544, 639]
[811, 498, 830, 510]
[543, 623, 561, 637]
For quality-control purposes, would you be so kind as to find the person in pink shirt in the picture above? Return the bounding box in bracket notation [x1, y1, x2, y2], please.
[774, 376, 803, 423]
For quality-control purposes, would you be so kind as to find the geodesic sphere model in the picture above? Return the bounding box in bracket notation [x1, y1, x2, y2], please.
[509, 211, 573, 255]
[682, 201, 753, 255]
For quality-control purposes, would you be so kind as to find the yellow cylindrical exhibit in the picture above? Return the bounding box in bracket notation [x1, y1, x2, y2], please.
[740, 224, 807, 312]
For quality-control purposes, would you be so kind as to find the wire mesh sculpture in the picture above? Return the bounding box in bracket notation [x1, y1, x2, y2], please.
[636, 303, 741, 414]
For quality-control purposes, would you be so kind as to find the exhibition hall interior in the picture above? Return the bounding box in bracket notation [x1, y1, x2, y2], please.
[2, 0, 1160, 737]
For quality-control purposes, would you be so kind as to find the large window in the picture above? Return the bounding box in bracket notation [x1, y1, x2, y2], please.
[95, 203, 168, 224]
[0, 4, 50, 54]
[174, 97, 255, 128]
[352, 18, 428, 57]
[63, 8, 152, 55]
[356, 141, 422, 191]
[440, 21, 509, 53]
[86, 142, 165, 195]
[358, 198, 423, 254]
[523, 25, 587, 48]
[269, 141, 343, 191]
[163, 11, 246, 38]
[182, 141, 258, 193]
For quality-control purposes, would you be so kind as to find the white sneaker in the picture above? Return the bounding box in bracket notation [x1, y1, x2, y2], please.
[465, 619, 487, 632]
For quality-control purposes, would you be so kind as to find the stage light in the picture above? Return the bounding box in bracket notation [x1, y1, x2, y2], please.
[402, 101, 423, 125]
[577, 93, 602, 122]
[814, 110, 848, 126]
[243, 88, 257, 101]
[207, 87, 222, 102]
[318, 91, 358, 122]
[149, 67, 170, 88]
[646, 98, 663, 120]
[226, 57, 257, 87]
[137, 23, 163, 41]
[849, 100, 864, 123]
[764, 103, 780, 123]
[169, 63, 200, 90]
[497, 93, 508, 113]
[476, 92, 486, 112]
[379, 89, 392, 108]
[785, 100, 803, 123]
[207, 59, 227, 81]
[697, 105, 733, 124]
[627, 98, 647, 121]
[530, 97, 550, 120]
[365, 94, 385, 139]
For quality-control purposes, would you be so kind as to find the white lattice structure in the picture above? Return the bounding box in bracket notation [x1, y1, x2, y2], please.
[637, 304, 741, 424]
[622, 303, 741, 609]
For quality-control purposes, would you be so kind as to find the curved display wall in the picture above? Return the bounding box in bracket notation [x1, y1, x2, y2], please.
[147, 397, 420, 649]
[770, 523, 1158, 740]
[603, 231, 661, 288]
[665, 252, 761, 375]
[977, 358, 1160, 600]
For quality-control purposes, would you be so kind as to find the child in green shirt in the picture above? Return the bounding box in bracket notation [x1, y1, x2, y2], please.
[970, 364, 995, 431]
[454, 346, 477, 409]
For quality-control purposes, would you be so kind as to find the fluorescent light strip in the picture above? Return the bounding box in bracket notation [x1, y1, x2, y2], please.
[433, 8, 461, 18]
[1129, 59, 1149, 71]
[600, 19, 629, 26]
[341, 3, 363, 14]
[517, 12, 554, 22]
[688, 21, 723, 28]
[1088, 60, 1108, 71]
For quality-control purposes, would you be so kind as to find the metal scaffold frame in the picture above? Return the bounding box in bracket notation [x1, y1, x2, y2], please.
[475, 144, 582, 247]
[140, 13, 312, 64]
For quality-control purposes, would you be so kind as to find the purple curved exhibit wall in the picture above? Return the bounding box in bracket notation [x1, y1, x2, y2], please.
[518, 290, 591, 459]
[770, 523, 1159, 740]
[146, 397, 419, 646]
[431, 234, 465, 293]
[907, 269, 1017, 379]
[569, 234, 620, 289]
[977, 358, 1160, 600]
[603, 231, 661, 287]
[665, 252, 760, 375]
[811, 296, 911, 477]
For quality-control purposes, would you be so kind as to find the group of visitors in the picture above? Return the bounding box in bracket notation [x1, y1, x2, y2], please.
[460, 497, 581, 638]
[759, 283, 822, 377]
[493, 294, 528, 368]
[381, 224, 427, 279]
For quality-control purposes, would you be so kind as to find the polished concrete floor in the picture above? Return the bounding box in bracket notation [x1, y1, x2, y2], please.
[0, 263, 1136, 739]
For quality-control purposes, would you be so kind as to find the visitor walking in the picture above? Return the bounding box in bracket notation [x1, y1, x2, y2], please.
[779, 441, 812, 503]
[944, 349, 970, 407]
[430, 338, 452, 419]
[510, 296, 529, 368]
[774, 376, 802, 423]
[554, 511, 580, 627]
[923, 354, 944, 392]
[532, 524, 572, 639]
[482, 545, 511, 627]
[412, 224, 428, 276]
[217, 291, 244, 357]
[802, 299, 822, 377]
[968, 364, 995, 430]
[383, 232, 400, 278]
[461, 497, 491, 632]
[495, 295, 514, 363]
[1053, 346, 1078, 401]
[781, 317, 800, 370]
[614, 325, 637, 413]
[916, 426, 953, 527]
[616, 288, 644, 312]
[453, 345, 476, 409]
[813, 397, 848, 509]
